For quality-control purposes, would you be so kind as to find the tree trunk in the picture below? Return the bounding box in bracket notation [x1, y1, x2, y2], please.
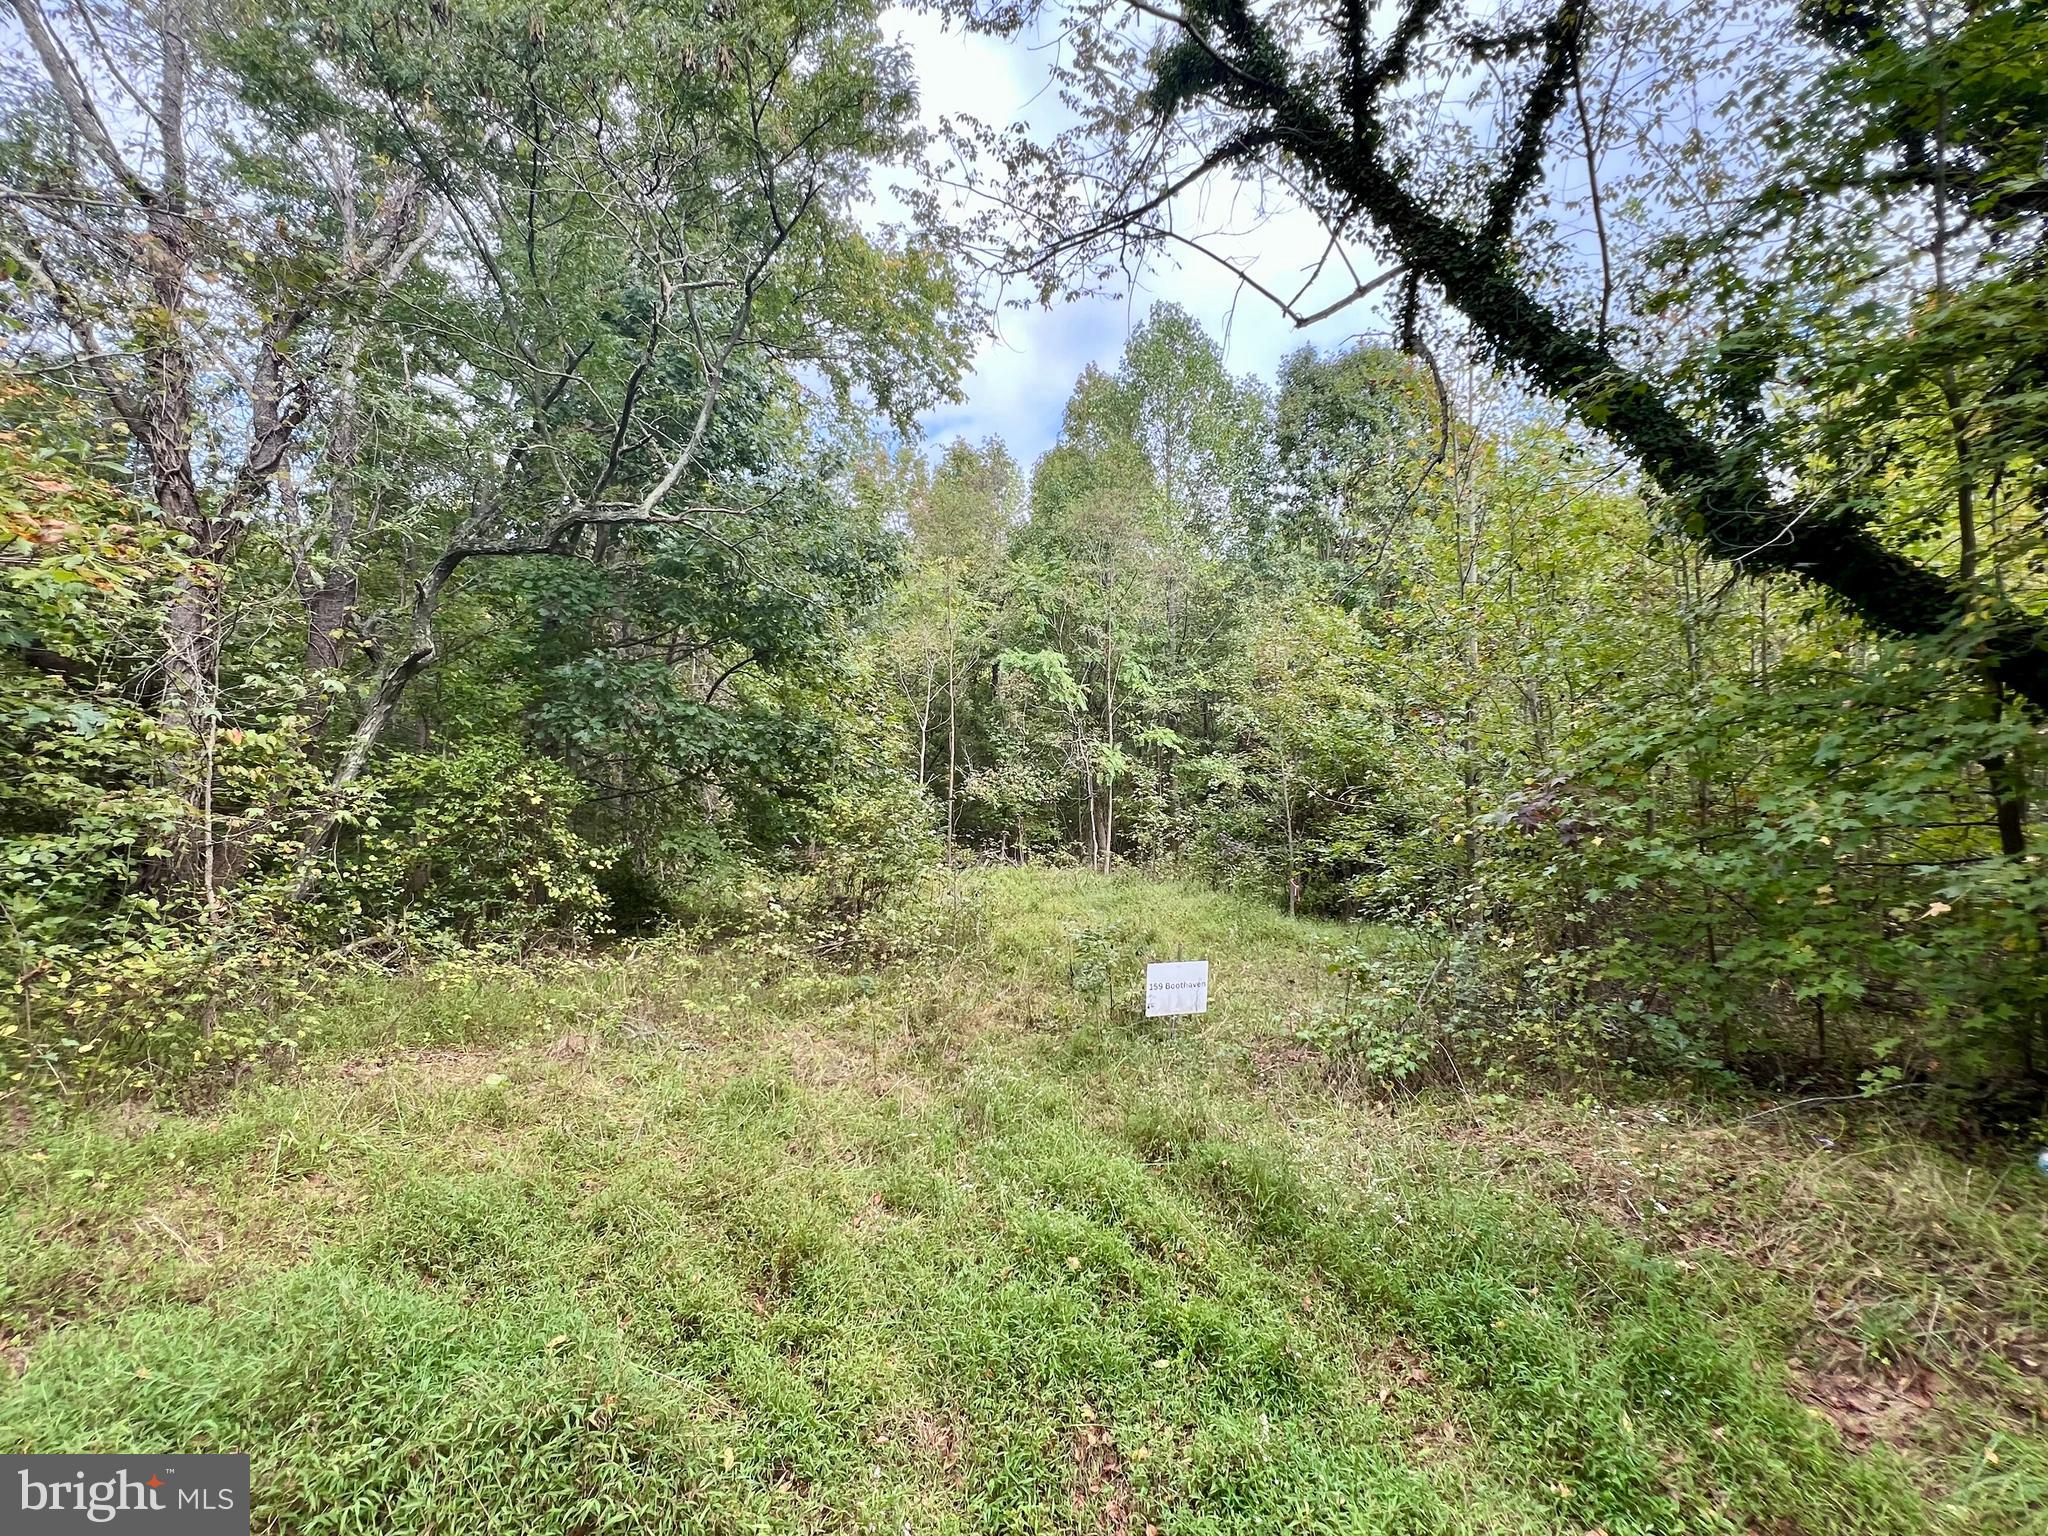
[915, 655, 936, 789]
[302, 337, 366, 735]
[1145, 4, 2048, 709]
[291, 570, 446, 897]
[138, 10, 217, 900]
[1281, 759, 1298, 915]
[945, 570, 958, 859]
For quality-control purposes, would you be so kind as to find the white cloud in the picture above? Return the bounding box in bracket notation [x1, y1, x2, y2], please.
[885, 8, 1402, 468]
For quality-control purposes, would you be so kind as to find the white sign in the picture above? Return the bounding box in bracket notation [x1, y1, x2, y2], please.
[1145, 960, 1209, 1017]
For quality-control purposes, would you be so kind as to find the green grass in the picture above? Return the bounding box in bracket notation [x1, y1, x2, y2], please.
[2, 866, 2043, 1533]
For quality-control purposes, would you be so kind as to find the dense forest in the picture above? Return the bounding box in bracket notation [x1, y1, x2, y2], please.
[1, 0, 2044, 1132]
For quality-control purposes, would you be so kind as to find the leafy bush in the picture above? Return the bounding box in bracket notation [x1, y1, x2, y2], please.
[1485, 642, 2048, 1123]
[1, 390, 185, 954]
[1067, 916, 1153, 1019]
[313, 745, 612, 950]
[1, 924, 316, 1105]
[0, 389, 304, 1104]
[1305, 928, 1700, 1092]
[768, 767, 948, 964]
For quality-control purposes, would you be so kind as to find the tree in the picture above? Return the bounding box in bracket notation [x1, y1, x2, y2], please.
[0, 0, 971, 906]
[222, 0, 972, 891]
[1271, 345, 1440, 578]
[1113, 302, 1269, 548]
[910, 437, 1018, 851]
[950, 0, 2048, 710]
[1, 0, 437, 899]
[1220, 596, 1382, 913]
[1018, 368, 1166, 870]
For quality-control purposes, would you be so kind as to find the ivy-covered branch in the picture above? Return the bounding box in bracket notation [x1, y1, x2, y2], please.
[1097, 0, 2048, 711]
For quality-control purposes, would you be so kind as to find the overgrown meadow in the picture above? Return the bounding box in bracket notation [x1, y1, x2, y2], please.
[3, 871, 2044, 1533]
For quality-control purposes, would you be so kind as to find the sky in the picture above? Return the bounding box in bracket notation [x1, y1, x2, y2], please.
[884, 7, 1401, 468]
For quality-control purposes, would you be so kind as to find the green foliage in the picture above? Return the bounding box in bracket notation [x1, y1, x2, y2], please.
[6, 0, 2047, 1136]
[1307, 932, 1658, 1092]
[1510, 638, 2048, 1106]
[767, 758, 948, 964]
[866, 296, 2044, 1121]
[1068, 918, 1150, 1018]
[0, 0, 977, 1102]
[0, 388, 184, 958]
[0, 388, 310, 1103]
[8, 870, 2038, 1530]
[316, 745, 612, 950]
[880, 308, 1271, 873]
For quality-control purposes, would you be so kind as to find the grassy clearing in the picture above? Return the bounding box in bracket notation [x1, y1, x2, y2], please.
[1, 866, 2043, 1533]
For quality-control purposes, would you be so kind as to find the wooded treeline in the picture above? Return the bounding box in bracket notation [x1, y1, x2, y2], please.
[3, 0, 2043, 1122]
[2, 0, 967, 1077]
[876, 303, 2045, 1112]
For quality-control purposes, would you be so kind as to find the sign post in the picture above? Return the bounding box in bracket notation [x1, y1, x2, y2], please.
[1144, 960, 1209, 1018]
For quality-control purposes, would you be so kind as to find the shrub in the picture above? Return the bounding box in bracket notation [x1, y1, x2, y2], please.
[1304, 927, 1698, 1093]
[314, 745, 612, 949]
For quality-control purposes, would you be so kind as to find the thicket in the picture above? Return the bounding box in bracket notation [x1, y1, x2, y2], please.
[3, 0, 2044, 1130]
[878, 0, 2048, 1126]
[0, 0, 963, 1098]
[866, 308, 2045, 1124]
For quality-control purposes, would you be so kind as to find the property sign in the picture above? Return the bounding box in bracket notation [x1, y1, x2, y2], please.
[1145, 960, 1209, 1017]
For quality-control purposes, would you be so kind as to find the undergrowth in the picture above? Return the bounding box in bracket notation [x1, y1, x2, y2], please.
[0, 866, 2041, 1533]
